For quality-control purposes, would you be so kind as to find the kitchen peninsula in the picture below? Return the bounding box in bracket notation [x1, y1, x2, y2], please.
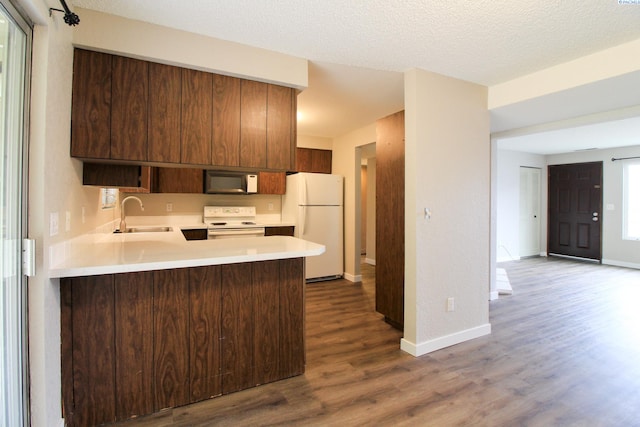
[51, 229, 324, 426]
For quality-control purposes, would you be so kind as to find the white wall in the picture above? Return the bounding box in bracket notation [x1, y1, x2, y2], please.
[332, 123, 377, 281]
[495, 149, 546, 262]
[547, 145, 640, 268]
[403, 68, 491, 356]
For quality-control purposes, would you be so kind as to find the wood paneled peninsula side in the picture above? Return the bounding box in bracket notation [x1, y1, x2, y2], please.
[51, 231, 323, 426]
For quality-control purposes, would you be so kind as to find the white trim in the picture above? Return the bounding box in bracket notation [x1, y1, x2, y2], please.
[364, 257, 376, 265]
[343, 272, 362, 282]
[602, 259, 640, 270]
[400, 323, 492, 357]
[490, 290, 499, 300]
[540, 251, 548, 257]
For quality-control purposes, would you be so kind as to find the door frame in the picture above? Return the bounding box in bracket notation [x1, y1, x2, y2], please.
[547, 161, 603, 261]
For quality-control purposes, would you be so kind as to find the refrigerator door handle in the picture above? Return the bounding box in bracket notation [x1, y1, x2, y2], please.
[301, 175, 308, 205]
[301, 205, 306, 235]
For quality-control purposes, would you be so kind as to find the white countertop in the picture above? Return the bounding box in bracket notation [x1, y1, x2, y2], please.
[49, 225, 323, 278]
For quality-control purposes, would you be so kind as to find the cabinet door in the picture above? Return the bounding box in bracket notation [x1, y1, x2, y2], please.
[296, 148, 312, 172]
[253, 261, 281, 385]
[189, 266, 222, 402]
[61, 275, 117, 427]
[221, 263, 254, 393]
[111, 56, 148, 161]
[181, 69, 212, 165]
[266, 85, 293, 170]
[240, 80, 267, 168]
[213, 74, 241, 167]
[258, 171, 286, 195]
[279, 258, 305, 378]
[181, 229, 208, 241]
[154, 167, 203, 193]
[312, 149, 332, 173]
[153, 269, 190, 410]
[114, 272, 154, 420]
[264, 226, 295, 237]
[149, 63, 181, 163]
[71, 49, 112, 159]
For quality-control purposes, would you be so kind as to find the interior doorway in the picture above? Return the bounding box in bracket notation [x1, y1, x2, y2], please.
[519, 167, 541, 257]
[358, 143, 376, 266]
[548, 162, 603, 261]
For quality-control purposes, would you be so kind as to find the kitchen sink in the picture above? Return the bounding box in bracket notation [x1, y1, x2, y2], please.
[114, 226, 173, 234]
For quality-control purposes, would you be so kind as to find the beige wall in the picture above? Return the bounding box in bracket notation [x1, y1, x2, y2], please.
[403, 68, 491, 356]
[73, 8, 308, 89]
[332, 123, 376, 281]
[297, 134, 333, 150]
[489, 39, 640, 109]
[121, 193, 283, 219]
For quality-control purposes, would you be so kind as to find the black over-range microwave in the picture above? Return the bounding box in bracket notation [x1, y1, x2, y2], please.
[204, 170, 258, 194]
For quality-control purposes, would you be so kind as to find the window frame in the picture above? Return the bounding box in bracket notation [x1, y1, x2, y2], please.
[623, 159, 640, 241]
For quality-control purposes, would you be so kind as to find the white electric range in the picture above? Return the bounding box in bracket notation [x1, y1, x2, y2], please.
[203, 206, 266, 239]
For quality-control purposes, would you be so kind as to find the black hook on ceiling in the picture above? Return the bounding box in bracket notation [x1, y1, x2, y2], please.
[49, 0, 80, 26]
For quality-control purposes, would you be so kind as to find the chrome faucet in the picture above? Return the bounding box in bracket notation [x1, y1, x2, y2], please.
[119, 195, 144, 232]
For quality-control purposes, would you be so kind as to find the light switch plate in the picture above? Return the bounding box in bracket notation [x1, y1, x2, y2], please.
[50, 212, 59, 236]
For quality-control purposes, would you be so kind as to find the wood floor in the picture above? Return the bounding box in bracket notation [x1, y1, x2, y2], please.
[111, 257, 640, 426]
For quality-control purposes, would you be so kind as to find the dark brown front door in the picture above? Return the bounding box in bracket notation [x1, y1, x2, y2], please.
[548, 162, 602, 260]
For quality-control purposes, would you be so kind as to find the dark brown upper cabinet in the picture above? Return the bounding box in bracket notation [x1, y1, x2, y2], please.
[111, 56, 149, 161]
[296, 148, 332, 174]
[266, 85, 293, 171]
[148, 63, 182, 163]
[71, 49, 297, 173]
[71, 49, 112, 159]
[212, 74, 241, 167]
[181, 69, 213, 165]
[240, 80, 268, 169]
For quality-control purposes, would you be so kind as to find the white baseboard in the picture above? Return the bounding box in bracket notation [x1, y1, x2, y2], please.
[540, 251, 548, 257]
[602, 259, 640, 270]
[365, 258, 376, 265]
[343, 272, 362, 282]
[400, 323, 492, 357]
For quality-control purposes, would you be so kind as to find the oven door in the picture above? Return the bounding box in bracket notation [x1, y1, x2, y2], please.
[207, 227, 266, 239]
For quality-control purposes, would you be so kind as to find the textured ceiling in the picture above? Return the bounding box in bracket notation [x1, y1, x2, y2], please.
[70, 0, 640, 140]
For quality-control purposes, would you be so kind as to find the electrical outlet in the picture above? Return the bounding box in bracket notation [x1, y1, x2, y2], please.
[447, 297, 455, 312]
[166, 203, 173, 212]
[50, 212, 59, 236]
[81, 206, 86, 224]
[268, 203, 274, 211]
[65, 211, 71, 232]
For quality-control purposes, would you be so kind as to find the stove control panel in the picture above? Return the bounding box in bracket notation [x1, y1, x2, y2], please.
[204, 206, 256, 219]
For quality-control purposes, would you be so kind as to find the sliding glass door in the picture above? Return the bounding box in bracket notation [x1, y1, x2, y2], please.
[0, 0, 31, 425]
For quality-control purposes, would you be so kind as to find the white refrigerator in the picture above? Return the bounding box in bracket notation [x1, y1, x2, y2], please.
[282, 173, 344, 281]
